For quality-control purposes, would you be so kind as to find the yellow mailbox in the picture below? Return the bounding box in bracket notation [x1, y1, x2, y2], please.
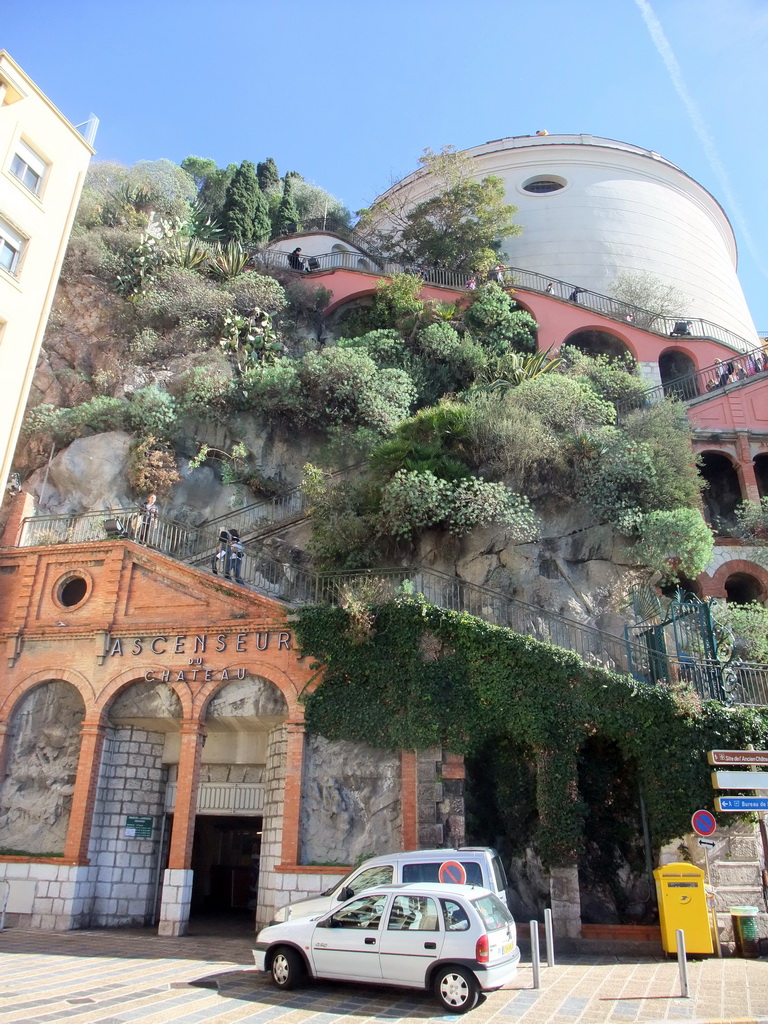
[653, 862, 713, 954]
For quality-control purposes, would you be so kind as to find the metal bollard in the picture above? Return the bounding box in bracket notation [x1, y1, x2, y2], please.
[531, 919, 541, 989]
[676, 928, 689, 998]
[544, 907, 555, 967]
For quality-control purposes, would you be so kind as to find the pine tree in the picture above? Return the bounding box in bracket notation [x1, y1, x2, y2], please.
[273, 175, 302, 237]
[256, 157, 279, 192]
[252, 182, 272, 244]
[222, 161, 260, 244]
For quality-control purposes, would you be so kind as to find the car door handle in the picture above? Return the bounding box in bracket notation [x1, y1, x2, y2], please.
[424, 942, 437, 949]
[365, 937, 376, 945]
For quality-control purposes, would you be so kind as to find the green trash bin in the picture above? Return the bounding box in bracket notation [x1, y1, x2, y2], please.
[730, 906, 759, 958]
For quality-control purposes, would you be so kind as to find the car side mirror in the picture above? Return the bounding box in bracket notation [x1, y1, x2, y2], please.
[338, 886, 352, 901]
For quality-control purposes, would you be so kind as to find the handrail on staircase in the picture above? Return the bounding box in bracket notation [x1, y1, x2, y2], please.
[14, 506, 768, 708]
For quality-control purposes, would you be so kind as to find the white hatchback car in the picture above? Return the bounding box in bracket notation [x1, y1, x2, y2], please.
[253, 882, 520, 1013]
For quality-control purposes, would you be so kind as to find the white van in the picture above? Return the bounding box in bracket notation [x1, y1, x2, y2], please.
[272, 847, 510, 922]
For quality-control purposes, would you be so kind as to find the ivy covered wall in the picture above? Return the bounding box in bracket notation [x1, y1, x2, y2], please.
[296, 596, 768, 869]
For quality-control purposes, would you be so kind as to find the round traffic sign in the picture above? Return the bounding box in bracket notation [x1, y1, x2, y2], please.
[438, 860, 467, 885]
[691, 809, 717, 837]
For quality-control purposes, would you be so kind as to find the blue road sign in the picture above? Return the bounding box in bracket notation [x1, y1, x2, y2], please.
[715, 796, 768, 812]
[691, 809, 717, 836]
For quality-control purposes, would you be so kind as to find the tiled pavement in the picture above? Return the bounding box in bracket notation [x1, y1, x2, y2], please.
[0, 926, 766, 1024]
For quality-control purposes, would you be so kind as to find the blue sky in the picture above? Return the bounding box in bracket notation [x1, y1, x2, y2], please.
[4, 0, 768, 328]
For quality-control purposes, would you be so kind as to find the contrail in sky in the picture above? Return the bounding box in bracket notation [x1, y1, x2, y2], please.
[634, 0, 768, 281]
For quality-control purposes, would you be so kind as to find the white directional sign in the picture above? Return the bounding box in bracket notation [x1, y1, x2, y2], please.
[711, 770, 768, 790]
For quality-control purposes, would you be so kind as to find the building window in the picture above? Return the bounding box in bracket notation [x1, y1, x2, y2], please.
[0, 219, 25, 275]
[522, 176, 566, 194]
[10, 139, 47, 195]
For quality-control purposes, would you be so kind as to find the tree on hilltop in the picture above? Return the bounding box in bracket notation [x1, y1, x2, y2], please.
[257, 157, 280, 192]
[273, 175, 302, 237]
[222, 161, 270, 245]
[358, 146, 521, 272]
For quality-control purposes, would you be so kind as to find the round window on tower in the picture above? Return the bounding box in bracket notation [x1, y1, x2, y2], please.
[521, 175, 567, 194]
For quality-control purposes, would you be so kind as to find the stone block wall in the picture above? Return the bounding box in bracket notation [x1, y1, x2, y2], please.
[85, 725, 168, 927]
[255, 725, 287, 928]
[298, 736, 401, 866]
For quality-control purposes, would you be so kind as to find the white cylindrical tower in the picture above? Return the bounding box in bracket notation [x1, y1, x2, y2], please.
[373, 134, 758, 349]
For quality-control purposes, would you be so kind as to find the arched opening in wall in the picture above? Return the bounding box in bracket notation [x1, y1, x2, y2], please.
[698, 452, 743, 533]
[192, 674, 288, 929]
[88, 679, 183, 928]
[0, 681, 85, 856]
[659, 349, 699, 401]
[725, 572, 765, 606]
[564, 329, 631, 361]
[659, 574, 702, 601]
[330, 295, 374, 336]
[754, 454, 768, 499]
[577, 735, 649, 925]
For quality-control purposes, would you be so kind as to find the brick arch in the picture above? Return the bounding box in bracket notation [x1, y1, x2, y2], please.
[97, 666, 191, 724]
[561, 324, 638, 361]
[195, 660, 306, 721]
[697, 446, 739, 467]
[0, 667, 92, 721]
[699, 559, 768, 601]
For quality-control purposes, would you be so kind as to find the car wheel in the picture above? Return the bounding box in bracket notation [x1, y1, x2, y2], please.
[434, 965, 479, 1013]
[270, 947, 304, 990]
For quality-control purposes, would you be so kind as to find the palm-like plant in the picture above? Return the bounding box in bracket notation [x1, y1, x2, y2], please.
[475, 347, 562, 394]
[209, 240, 249, 282]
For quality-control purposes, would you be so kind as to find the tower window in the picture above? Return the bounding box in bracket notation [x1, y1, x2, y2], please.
[522, 176, 566, 194]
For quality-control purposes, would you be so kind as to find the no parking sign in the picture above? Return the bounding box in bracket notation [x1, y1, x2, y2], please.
[438, 860, 467, 885]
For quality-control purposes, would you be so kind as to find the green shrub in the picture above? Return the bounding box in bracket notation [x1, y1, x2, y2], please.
[377, 469, 537, 540]
[713, 601, 768, 660]
[560, 346, 647, 408]
[173, 366, 236, 419]
[135, 267, 231, 335]
[240, 359, 301, 419]
[338, 330, 409, 370]
[515, 374, 615, 433]
[633, 508, 714, 581]
[734, 497, 768, 540]
[462, 283, 537, 355]
[126, 385, 178, 438]
[296, 348, 415, 433]
[226, 271, 287, 315]
[577, 431, 657, 529]
[623, 401, 702, 511]
[464, 393, 562, 487]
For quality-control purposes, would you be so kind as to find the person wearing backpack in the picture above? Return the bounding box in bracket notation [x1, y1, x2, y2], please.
[211, 529, 232, 577]
[229, 529, 245, 584]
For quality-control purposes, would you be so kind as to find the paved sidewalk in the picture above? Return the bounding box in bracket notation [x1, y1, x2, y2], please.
[0, 926, 766, 1024]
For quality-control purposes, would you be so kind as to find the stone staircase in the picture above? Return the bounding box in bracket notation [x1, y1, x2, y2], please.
[683, 823, 768, 949]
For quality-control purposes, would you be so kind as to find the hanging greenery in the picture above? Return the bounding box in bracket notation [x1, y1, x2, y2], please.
[295, 596, 768, 868]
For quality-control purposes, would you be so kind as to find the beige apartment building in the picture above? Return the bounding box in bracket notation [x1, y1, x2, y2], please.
[0, 51, 94, 493]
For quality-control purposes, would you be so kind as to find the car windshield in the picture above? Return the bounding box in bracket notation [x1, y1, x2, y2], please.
[471, 893, 513, 931]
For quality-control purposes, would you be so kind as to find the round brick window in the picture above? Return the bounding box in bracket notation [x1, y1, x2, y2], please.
[56, 573, 89, 608]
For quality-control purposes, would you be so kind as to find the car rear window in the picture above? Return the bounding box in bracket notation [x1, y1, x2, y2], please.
[492, 855, 508, 891]
[471, 893, 513, 931]
[401, 861, 483, 885]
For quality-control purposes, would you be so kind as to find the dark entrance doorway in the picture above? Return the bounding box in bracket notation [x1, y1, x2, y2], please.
[190, 815, 262, 922]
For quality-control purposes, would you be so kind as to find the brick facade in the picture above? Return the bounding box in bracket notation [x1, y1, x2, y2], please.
[0, 539, 454, 932]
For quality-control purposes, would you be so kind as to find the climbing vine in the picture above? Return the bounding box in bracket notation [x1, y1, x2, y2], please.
[295, 596, 768, 868]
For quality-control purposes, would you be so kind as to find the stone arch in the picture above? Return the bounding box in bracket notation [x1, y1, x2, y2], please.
[698, 450, 744, 531]
[98, 666, 194, 722]
[0, 679, 86, 855]
[659, 347, 699, 400]
[562, 327, 635, 361]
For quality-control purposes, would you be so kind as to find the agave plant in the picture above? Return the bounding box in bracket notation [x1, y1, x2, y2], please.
[163, 235, 211, 271]
[209, 240, 249, 282]
[476, 346, 563, 394]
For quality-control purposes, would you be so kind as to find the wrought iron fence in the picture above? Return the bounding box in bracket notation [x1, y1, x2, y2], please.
[254, 248, 756, 355]
[16, 509, 768, 707]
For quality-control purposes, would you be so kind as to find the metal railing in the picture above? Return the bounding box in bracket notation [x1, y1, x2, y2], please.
[16, 509, 768, 707]
[616, 344, 768, 418]
[254, 249, 758, 354]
